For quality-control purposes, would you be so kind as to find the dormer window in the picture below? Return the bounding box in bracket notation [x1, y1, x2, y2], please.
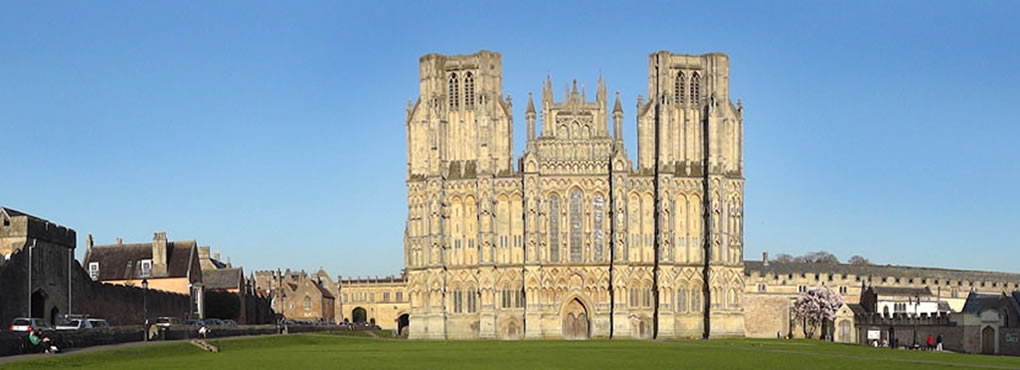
[139, 259, 153, 278]
[89, 262, 100, 281]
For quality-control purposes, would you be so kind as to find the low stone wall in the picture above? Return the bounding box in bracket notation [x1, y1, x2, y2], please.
[0, 324, 346, 357]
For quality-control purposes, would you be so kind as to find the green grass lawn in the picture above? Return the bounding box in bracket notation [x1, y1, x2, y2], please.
[3, 334, 1018, 369]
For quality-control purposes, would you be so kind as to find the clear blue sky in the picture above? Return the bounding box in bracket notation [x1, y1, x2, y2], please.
[2, 1, 1017, 277]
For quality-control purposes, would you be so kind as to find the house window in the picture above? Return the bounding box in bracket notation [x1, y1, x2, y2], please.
[797, 285, 806, 293]
[87, 262, 100, 281]
[383, 292, 390, 302]
[303, 296, 312, 312]
[396, 292, 403, 302]
[839, 286, 847, 295]
[139, 259, 153, 278]
[757, 284, 767, 292]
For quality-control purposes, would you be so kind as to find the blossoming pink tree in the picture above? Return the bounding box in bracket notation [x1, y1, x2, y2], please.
[793, 287, 845, 339]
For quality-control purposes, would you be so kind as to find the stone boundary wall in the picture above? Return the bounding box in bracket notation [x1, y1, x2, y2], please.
[0, 324, 354, 357]
[854, 313, 962, 351]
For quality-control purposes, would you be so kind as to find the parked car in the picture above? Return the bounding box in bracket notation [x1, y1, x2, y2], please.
[222, 320, 237, 326]
[9, 318, 51, 332]
[155, 317, 180, 327]
[204, 319, 224, 326]
[86, 319, 110, 328]
[56, 319, 94, 331]
[182, 320, 201, 326]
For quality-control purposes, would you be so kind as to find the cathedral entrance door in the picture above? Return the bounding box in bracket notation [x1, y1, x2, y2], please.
[562, 298, 589, 340]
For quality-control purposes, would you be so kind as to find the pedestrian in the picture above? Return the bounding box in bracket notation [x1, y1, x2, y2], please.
[198, 325, 209, 339]
[926, 335, 934, 351]
[936, 334, 943, 351]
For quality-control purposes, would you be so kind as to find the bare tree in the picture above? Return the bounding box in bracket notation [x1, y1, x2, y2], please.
[800, 251, 840, 264]
[772, 253, 795, 263]
[848, 255, 871, 265]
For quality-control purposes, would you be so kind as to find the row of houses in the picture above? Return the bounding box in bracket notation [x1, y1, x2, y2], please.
[0, 207, 272, 326]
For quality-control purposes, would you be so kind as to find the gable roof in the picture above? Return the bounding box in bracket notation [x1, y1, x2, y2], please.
[315, 282, 335, 299]
[962, 291, 1002, 314]
[204, 268, 243, 290]
[84, 240, 198, 281]
[0, 207, 45, 222]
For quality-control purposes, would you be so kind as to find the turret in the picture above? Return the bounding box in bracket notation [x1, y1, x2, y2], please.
[526, 92, 536, 150]
[612, 91, 623, 143]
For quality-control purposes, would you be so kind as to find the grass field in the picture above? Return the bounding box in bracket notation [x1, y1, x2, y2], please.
[3, 334, 1018, 369]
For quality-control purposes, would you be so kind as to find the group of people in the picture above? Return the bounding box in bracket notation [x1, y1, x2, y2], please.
[24, 328, 59, 354]
[926, 334, 944, 351]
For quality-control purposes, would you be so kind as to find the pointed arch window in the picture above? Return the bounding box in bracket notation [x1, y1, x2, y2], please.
[448, 73, 459, 110]
[464, 72, 475, 110]
[569, 190, 583, 262]
[548, 195, 560, 262]
[593, 194, 604, 262]
[675, 71, 685, 105]
[677, 288, 687, 312]
[690, 72, 701, 105]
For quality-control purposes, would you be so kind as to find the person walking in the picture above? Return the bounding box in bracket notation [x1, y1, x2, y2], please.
[936, 334, 944, 351]
[927, 335, 934, 351]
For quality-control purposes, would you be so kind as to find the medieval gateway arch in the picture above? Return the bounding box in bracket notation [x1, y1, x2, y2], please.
[403, 50, 745, 339]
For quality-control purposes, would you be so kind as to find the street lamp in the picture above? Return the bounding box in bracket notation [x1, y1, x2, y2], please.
[142, 278, 149, 341]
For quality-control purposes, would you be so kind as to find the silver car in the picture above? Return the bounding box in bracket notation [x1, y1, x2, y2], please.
[9, 318, 51, 332]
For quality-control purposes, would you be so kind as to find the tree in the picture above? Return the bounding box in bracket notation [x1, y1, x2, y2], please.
[848, 255, 871, 265]
[799, 251, 840, 264]
[793, 287, 845, 339]
[772, 253, 795, 263]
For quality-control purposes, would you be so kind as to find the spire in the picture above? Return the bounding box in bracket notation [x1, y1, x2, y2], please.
[597, 73, 607, 103]
[543, 73, 553, 103]
[526, 92, 536, 115]
[613, 91, 623, 114]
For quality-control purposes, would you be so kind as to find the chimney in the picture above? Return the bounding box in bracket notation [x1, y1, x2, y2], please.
[214, 251, 221, 262]
[115, 237, 123, 244]
[152, 232, 168, 277]
[198, 246, 210, 260]
[763, 251, 769, 266]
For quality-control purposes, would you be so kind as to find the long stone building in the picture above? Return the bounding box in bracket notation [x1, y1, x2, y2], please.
[402, 50, 746, 339]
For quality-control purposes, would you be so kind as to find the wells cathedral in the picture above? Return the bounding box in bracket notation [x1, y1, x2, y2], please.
[403, 50, 745, 339]
[315, 50, 1019, 343]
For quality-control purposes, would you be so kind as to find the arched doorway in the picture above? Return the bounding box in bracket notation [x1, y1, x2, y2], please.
[838, 320, 852, 343]
[397, 314, 410, 337]
[562, 298, 589, 340]
[30, 290, 46, 319]
[982, 326, 996, 354]
[352, 307, 367, 324]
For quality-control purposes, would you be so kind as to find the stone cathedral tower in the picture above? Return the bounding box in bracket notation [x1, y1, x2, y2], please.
[403, 50, 745, 340]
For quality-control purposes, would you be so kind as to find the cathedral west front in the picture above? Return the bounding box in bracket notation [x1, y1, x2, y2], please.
[403, 50, 746, 339]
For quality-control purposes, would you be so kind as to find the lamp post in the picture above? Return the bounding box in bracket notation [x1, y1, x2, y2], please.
[142, 279, 149, 341]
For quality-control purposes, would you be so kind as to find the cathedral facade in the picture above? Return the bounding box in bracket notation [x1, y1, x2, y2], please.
[403, 50, 746, 339]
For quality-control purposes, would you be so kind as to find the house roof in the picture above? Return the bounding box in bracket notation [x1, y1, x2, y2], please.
[745, 260, 1020, 283]
[847, 303, 867, 315]
[85, 240, 197, 281]
[315, 283, 335, 299]
[204, 268, 243, 290]
[871, 286, 932, 298]
[961, 291, 1002, 314]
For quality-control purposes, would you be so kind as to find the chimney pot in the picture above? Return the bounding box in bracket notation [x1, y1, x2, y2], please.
[763, 251, 769, 266]
[115, 237, 123, 244]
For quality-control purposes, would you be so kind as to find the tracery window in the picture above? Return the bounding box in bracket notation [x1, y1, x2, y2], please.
[448, 73, 459, 110]
[674, 71, 685, 105]
[467, 288, 477, 312]
[593, 194, 605, 262]
[464, 72, 475, 110]
[549, 195, 560, 262]
[690, 72, 701, 105]
[677, 288, 687, 312]
[569, 190, 583, 262]
[303, 296, 311, 312]
[691, 289, 701, 312]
